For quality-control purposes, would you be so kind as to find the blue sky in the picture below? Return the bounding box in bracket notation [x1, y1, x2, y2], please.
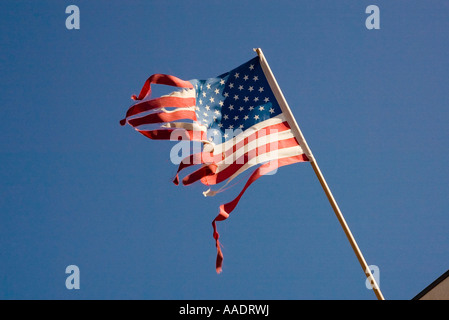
[1, 1, 449, 300]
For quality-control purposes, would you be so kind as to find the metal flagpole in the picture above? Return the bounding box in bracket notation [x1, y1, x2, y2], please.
[254, 48, 385, 300]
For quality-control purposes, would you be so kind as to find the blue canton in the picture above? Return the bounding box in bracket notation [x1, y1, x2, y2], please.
[190, 57, 282, 144]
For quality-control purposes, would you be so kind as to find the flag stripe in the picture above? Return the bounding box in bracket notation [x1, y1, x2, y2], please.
[120, 96, 196, 125]
[137, 128, 208, 141]
[128, 106, 197, 120]
[131, 74, 194, 101]
[172, 151, 222, 185]
[219, 154, 308, 217]
[128, 109, 197, 127]
[136, 121, 207, 133]
[213, 154, 308, 273]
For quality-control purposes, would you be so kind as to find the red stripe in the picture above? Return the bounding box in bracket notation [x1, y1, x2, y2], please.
[137, 129, 207, 141]
[131, 74, 193, 101]
[173, 152, 220, 185]
[173, 154, 200, 185]
[128, 110, 197, 127]
[120, 96, 196, 126]
[181, 164, 217, 186]
[212, 154, 309, 273]
[219, 154, 308, 215]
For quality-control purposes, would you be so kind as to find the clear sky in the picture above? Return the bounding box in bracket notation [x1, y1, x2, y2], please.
[1, 1, 449, 300]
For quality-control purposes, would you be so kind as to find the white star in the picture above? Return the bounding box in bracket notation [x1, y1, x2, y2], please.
[243, 96, 249, 102]
[258, 87, 264, 92]
[220, 79, 225, 85]
[269, 107, 275, 114]
[243, 75, 249, 81]
[223, 92, 229, 98]
[228, 124, 234, 129]
[234, 115, 239, 121]
[264, 97, 269, 103]
[248, 86, 254, 92]
[229, 83, 234, 89]
[229, 105, 234, 110]
[234, 73, 239, 78]
[219, 100, 224, 107]
[202, 92, 206, 97]
[218, 123, 223, 128]
[223, 133, 229, 139]
[199, 99, 203, 105]
[238, 85, 244, 91]
[223, 114, 229, 120]
[209, 97, 215, 103]
[206, 83, 211, 89]
[214, 88, 220, 94]
[253, 75, 259, 81]
[253, 97, 259, 102]
[203, 112, 208, 117]
[249, 64, 254, 70]
[239, 124, 244, 129]
[249, 106, 254, 111]
[243, 115, 249, 120]
[233, 95, 239, 100]
[254, 115, 260, 120]
[259, 106, 264, 111]
[239, 106, 244, 111]
[205, 105, 210, 111]
[214, 109, 220, 114]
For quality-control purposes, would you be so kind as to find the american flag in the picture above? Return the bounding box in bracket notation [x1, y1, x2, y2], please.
[120, 55, 310, 273]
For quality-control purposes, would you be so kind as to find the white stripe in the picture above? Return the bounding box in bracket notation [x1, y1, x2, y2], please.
[138, 87, 196, 103]
[136, 121, 207, 133]
[128, 106, 196, 122]
[161, 88, 196, 99]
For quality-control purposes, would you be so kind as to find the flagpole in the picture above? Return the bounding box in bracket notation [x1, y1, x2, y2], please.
[254, 48, 385, 300]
